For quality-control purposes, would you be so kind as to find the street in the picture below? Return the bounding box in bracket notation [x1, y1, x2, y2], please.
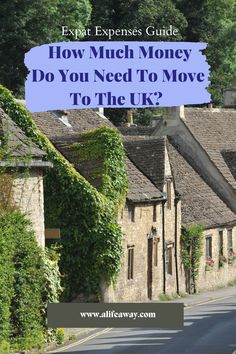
[52, 296, 236, 354]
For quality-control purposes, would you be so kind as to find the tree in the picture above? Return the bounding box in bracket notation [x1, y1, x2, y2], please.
[89, 0, 187, 125]
[174, 0, 236, 105]
[0, 0, 91, 96]
[89, 0, 187, 41]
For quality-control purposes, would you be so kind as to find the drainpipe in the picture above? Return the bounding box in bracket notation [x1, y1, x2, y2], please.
[174, 196, 180, 295]
[162, 198, 167, 293]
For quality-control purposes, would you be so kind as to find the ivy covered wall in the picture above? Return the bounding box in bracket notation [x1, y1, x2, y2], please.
[0, 85, 128, 300]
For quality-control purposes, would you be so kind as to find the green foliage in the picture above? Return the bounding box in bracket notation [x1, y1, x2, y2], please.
[72, 126, 127, 202]
[0, 85, 127, 300]
[0, 0, 91, 95]
[0, 211, 44, 349]
[55, 328, 65, 345]
[105, 108, 163, 127]
[89, 0, 187, 41]
[175, 0, 236, 105]
[159, 293, 179, 301]
[0, 210, 62, 351]
[181, 224, 204, 294]
[0, 340, 10, 354]
[227, 277, 236, 286]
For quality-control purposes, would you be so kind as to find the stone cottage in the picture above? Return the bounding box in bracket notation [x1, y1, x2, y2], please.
[30, 108, 184, 301]
[121, 93, 236, 292]
[29, 90, 236, 297]
[0, 108, 52, 247]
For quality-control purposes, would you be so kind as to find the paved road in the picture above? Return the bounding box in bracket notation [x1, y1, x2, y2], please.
[52, 296, 236, 354]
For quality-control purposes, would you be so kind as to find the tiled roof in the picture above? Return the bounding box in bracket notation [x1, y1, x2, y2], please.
[52, 136, 162, 202]
[31, 109, 162, 203]
[125, 158, 163, 202]
[124, 138, 166, 191]
[32, 109, 113, 139]
[222, 150, 236, 180]
[183, 108, 236, 189]
[119, 126, 156, 136]
[0, 109, 46, 160]
[52, 135, 103, 190]
[167, 138, 236, 228]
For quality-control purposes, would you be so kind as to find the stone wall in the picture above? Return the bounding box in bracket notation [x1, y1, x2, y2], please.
[101, 144, 185, 302]
[104, 202, 162, 302]
[12, 168, 45, 247]
[197, 226, 236, 291]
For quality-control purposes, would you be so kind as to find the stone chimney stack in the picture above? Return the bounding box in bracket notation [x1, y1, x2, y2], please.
[127, 109, 134, 126]
[163, 106, 185, 128]
[224, 76, 236, 108]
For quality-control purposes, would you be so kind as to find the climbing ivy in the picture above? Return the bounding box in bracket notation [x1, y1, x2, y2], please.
[0, 85, 128, 300]
[181, 224, 203, 294]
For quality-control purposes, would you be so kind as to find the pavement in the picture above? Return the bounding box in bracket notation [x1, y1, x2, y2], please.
[166, 285, 236, 307]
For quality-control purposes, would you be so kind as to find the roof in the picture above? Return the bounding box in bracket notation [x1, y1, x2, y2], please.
[31, 109, 113, 139]
[0, 109, 50, 167]
[125, 158, 163, 202]
[124, 138, 166, 191]
[221, 150, 236, 180]
[52, 135, 163, 203]
[167, 138, 236, 228]
[119, 126, 155, 136]
[31, 109, 162, 203]
[183, 108, 236, 190]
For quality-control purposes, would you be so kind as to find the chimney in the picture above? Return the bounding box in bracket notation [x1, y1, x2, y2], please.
[98, 107, 104, 115]
[163, 106, 185, 127]
[224, 76, 236, 108]
[127, 109, 134, 126]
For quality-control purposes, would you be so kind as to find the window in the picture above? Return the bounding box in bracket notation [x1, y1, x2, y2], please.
[154, 240, 158, 266]
[166, 245, 172, 275]
[206, 236, 212, 258]
[127, 247, 134, 280]
[167, 180, 172, 209]
[128, 205, 135, 222]
[153, 204, 157, 222]
[218, 230, 223, 256]
[227, 229, 233, 252]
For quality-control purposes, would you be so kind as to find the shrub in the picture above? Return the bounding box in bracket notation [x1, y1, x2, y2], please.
[0, 211, 62, 350]
[0, 340, 10, 354]
[0, 85, 127, 300]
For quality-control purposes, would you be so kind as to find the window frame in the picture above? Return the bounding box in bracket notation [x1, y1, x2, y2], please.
[227, 229, 233, 252]
[128, 205, 135, 222]
[166, 179, 172, 210]
[165, 244, 173, 275]
[218, 230, 223, 256]
[206, 235, 212, 259]
[127, 246, 134, 280]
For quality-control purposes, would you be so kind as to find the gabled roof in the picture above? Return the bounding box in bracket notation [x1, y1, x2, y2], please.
[0, 109, 50, 167]
[32, 109, 113, 139]
[0, 109, 46, 159]
[124, 138, 166, 191]
[125, 158, 163, 202]
[31, 109, 162, 203]
[119, 109, 236, 228]
[183, 108, 236, 189]
[52, 135, 163, 203]
[167, 138, 236, 228]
